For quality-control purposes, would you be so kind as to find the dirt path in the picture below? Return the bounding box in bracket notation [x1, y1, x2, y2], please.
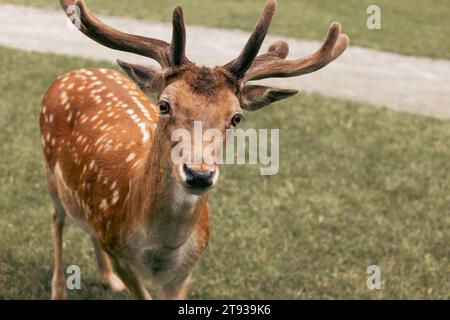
[1, 4, 449, 118]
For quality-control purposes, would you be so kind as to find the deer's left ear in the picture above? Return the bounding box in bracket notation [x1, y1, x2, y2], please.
[117, 59, 164, 94]
[240, 85, 299, 111]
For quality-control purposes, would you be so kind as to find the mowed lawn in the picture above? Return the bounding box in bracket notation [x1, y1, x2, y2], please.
[0, 45, 449, 299]
[1, 0, 449, 60]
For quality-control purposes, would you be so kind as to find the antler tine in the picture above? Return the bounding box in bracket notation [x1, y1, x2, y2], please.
[59, 0, 172, 68]
[248, 40, 290, 69]
[224, 0, 277, 79]
[170, 5, 189, 66]
[244, 22, 349, 82]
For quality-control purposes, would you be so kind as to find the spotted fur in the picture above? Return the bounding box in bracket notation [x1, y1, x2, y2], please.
[41, 68, 210, 299]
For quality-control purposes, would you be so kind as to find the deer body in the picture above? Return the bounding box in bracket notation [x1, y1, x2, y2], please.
[43, 0, 348, 299]
[42, 68, 209, 299]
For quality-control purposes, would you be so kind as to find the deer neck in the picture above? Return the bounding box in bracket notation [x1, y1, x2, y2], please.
[128, 127, 206, 247]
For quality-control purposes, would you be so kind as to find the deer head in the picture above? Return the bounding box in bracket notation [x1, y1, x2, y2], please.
[60, 0, 349, 195]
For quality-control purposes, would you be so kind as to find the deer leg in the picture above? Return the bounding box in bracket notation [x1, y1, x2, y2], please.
[160, 273, 192, 300]
[51, 208, 66, 300]
[109, 256, 151, 300]
[91, 236, 126, 292]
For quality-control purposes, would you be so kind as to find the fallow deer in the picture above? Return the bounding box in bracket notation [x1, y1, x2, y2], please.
[40, 0, 348, 299]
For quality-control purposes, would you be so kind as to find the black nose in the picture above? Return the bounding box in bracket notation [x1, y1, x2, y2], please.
[183, 165, 215, 189]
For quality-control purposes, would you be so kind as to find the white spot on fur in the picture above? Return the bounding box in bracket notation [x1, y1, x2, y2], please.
[60, 92, 69, 105]
[111, 190, 120, 205]
[94, 96, 103, 104]
[88, 81, 102, 89]
[126, 153, 136, 162]
[138, 123, 150, 144]
[99, 199, 108, 211]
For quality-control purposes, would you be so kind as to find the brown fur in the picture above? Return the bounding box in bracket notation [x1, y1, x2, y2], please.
[41, 66, 239, 299]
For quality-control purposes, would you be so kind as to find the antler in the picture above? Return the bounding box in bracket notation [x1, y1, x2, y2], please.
[170, 6, 188, 66]
[59, 0, 189, 69]
[244, 22, 349, 82]
[223, 0, 277, 79]
[223, 0, 348, 83]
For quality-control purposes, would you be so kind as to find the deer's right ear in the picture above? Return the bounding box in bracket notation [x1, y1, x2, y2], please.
[117, 59, 164, 94]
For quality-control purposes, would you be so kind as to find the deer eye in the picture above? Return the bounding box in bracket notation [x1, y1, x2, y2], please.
[231, 114, 243, 127]
[158, 101, 171, 115]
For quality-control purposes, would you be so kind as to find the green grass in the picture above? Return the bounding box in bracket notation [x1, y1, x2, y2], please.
[1, 0, 449, 60]
[0, 45, 449, 299]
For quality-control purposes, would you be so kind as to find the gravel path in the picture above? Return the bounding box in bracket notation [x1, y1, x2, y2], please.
[1, 4, 449, 118]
